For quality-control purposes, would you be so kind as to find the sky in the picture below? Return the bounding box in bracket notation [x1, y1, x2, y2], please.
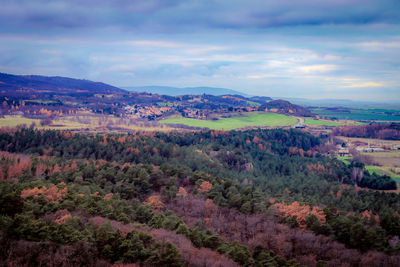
[0, 0, 399, 101]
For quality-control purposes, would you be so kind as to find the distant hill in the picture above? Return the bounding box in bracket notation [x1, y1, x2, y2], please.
[260, 99, 314, 117]
[0, 73, 126, 96]
[123, 86, 251, 97]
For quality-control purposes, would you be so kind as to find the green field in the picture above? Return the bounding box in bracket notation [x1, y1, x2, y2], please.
[309, 107, 400, 121]
[246, 101, 261, 107]
[337, 156, 352, 165]
[305, 118, 342, 126]
[0, 116, 41, 128]
[366, 165, 400, 183]
[0, 115, 175, 132]
[160, 112, 298, 130]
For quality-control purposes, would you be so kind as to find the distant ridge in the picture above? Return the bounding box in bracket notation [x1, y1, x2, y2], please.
[123, 86, 251, 97]
[0, 72, 126, 95]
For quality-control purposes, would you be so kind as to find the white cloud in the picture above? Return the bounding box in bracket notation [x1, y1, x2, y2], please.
[298, 64, 338, 73]
[343, 82, 383, 88]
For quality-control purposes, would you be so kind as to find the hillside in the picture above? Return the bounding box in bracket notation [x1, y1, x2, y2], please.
[0, 72, 307, 124]
[1, 128, 400, 266]
[260, 99, 314, 117]
[0, 73, 126, 96]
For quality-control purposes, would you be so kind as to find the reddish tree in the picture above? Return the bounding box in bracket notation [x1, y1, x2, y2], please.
[198, 181, 212, 192]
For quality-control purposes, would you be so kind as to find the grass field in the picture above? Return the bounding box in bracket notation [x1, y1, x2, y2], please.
[309, 107, 400, 122]
[160, 112, 298, 130]
[0, 116, 41, 128]
[337, 156, 352, 165]
[304, 118, 342, 126]
[337, 136, 400, 146]
[0, 115, 175, 132]
[366, 165, 400, 183]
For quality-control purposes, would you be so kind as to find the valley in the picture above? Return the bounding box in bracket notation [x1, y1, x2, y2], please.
[1, 72, 400, 267]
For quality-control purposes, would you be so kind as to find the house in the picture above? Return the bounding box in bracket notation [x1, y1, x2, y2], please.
[356, 145, 385, 152]
[337, 149, 350, 157]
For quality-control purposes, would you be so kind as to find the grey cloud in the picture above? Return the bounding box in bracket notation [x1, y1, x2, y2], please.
[0, 0, 399, 34]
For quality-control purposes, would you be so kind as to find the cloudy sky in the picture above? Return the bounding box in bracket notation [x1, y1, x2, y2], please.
[0, 0, 399, 101]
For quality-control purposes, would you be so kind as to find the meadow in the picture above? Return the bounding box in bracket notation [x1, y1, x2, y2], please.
[309, 107, 400, 121]
[0, 115, 174, 132]
[160, 112, 298, 130]
[365, 165, 400, 183]
[304, 118, 342, 126]
[0, 116, 41, 128]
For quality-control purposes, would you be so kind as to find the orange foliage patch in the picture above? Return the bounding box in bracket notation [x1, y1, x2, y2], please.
[104, 193, 113, 200]
[144, 195, 164, 210]
[361, 210, 380, 225]
[252, 136, 260, 144]
[35, 162, 48, 178]
[21, 184, 68, 203]
[117, 135, 127, 143]
[198, 181, 212, 192]
[274, 201, 326, 229]
[0, 151, 32, 180]
[176, 187, 188, 197]
[64, 160, 78, 172]
[307, 163, 326, 172]
[288, 147, 297, 155]
[126, 147, 140, 155]
[55, 213, 72, 224]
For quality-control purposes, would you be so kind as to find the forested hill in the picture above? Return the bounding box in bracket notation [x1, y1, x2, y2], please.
[1, 128, 400, 266]
[0, 72, 126, 96]
[260, 99, 313, 117]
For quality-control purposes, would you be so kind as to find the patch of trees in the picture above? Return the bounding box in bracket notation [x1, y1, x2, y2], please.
[332, 123, 400, 140]
[258, 99, 314, 117]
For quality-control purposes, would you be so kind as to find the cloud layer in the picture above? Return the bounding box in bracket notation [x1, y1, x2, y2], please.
[0, 0, 399, 101]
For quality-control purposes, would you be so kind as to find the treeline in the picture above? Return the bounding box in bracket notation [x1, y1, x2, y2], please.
[332, 123, 400, 140]
[0, 128, 394, 190]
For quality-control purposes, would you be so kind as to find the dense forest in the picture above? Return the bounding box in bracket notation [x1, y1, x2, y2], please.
[1, 128, 400, 266]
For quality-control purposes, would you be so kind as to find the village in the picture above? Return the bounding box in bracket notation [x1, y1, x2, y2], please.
[334, 137, 400, 158]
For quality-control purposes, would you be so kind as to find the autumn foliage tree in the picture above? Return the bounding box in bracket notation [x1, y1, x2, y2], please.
[198, 181, 212, 193]
[144, 195, 164, 210]
[20, 183, 67, 203]
[274, 201, 326, 229]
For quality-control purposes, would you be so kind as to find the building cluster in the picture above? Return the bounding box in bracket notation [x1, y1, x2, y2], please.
[124, 105, 172, 119]
[182, 108, 207, 119]
[335, 140, 400, 157]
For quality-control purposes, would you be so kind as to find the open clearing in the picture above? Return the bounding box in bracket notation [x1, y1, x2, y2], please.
[0, 115, 174, 132]
[304, 118, 342, 126]
[309, 107, 400, 122]
[337, 136, 400, 146]
[160, 112, 298, 130]
[0, 116, 41, 128]
[366, 165, 400, 183]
